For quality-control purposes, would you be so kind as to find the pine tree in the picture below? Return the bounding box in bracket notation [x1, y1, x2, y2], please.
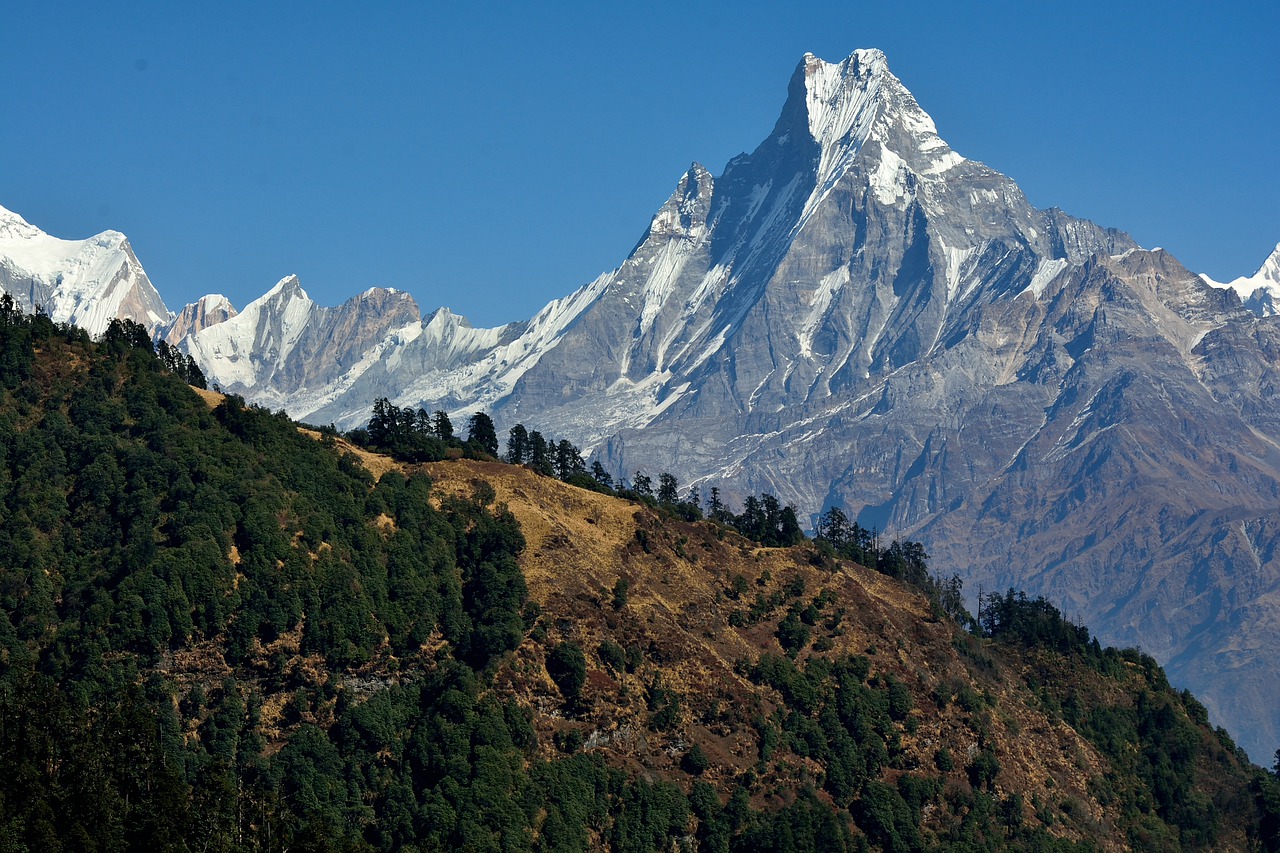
[657, 473, 679, 505]
[554, 440, 585, 480]
[369, 398, 393, 447]
[506, 424, 529, 464]
[528, 431, 552, 476]
[589, 460, 613, 489]
[466, 411, 498, 455]
[433, 410, 454, 443]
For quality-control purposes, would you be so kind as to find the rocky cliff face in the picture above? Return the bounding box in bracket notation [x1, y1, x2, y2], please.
[161, 293, 238, 344]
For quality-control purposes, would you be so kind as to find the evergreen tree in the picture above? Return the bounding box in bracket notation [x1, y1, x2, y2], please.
[465, 411, 498, 455]
[528, 431, 553, 476]
[589, 460, 613, 490]
[708, 487, 730, 523]
[506, 424, 529, 464]
[433, 410, 455, 443]
[657, 473, 679, 505]
[554, 439, 585, 480]
[369, 398, 393, 447]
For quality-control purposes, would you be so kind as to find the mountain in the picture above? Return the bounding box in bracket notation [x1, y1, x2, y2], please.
[197, 52, 1279, 759]
[4, 48, 1280, 764]
[1204, 243, 1280, 316]
[161, 292, 238, 344]
[296, 50, 1137, 439]
[1, 315, 1273, 850]
[0, 203, 171, 337]
[179, 275, 424, 416]
[360, 52, 1280, 763]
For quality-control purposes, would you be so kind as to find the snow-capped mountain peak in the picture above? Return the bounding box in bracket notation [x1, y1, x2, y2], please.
[259, 274, 309, 303]
[0, 204, 43, 240]
[1248, 243, 1280, 288]
[646, 162, 714, 241]
[801, 49, 889, 151]
[791, 50, 965, 195]
[0, 205, 171, 336]
[161, 293, 238, 345]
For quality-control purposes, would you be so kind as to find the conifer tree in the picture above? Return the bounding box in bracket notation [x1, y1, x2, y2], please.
[528, 431, 552, 476]
[433, 410, 455, 443]
[589, 460, 613, 490]
[657, 473, 679, 505]
[506, 424, 529, 464]
[632, 471, 653, 498]
[466, 411, 498, 455]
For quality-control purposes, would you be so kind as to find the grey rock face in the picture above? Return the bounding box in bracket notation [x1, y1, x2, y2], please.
[162, 294, 238, 345]
[182, 276, 424, 416]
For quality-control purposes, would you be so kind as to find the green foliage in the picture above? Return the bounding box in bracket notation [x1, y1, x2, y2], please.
[0, 315, 555, 851]
[967, 748, 1001, 791]
[611, 577, 630, 610]
[978, 588, 1094, 654]
[728, 493, 804, 547]
[597, 639, 626, 675]
[776, 609, 811, 658]
[360, 396, 450, 461]
[747, 654, 901, 807]
[547, 642, 588, 704]
[646, 677, 681, 731]
[465, 411, 499, 456]
[0, 305, 1265, 852]
[681, 743, 710, 775]
[854, 780, 923, 853]
[731, 790, 856, 852]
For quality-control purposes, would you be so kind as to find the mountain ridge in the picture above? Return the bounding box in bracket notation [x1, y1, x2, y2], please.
[0, 315, 1272, 850]
[4, 49, 1280, 765]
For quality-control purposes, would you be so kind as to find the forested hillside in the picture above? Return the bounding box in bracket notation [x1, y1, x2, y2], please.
[1, 300, 1278, 852]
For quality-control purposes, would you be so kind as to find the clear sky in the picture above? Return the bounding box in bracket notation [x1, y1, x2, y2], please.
[3, 1, 1276, 327]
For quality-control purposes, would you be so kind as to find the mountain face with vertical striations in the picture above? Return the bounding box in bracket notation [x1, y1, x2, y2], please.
[3, 49, 1280, 763]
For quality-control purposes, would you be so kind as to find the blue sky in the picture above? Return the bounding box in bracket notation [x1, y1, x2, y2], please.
[3, 1, 1276, 327]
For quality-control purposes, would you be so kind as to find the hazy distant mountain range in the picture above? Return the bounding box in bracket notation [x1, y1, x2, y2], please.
[3, 49, 1280, 763]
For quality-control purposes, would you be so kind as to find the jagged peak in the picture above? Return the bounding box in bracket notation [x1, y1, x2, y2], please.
[262, 274, 307, 301]
[425, 306, 471, 329]
[1257, 242, 1280, 284]
[783, 50, 965, 191]
[235, 275, 311, 319]
[1203, 241, 1280, 308]
[794, 50, 895, 151]
[198, 293, 236, 312]
[644, 163, 715, 242]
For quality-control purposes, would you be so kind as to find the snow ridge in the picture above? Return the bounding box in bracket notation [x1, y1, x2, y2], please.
[0, 204, 171, 336]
